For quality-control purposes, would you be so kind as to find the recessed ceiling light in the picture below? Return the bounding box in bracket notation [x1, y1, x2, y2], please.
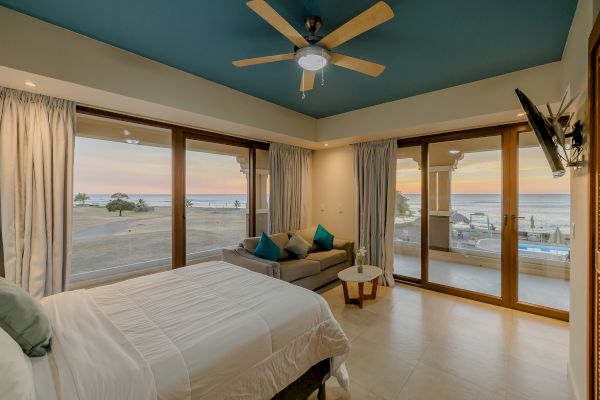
[517, 112, 526, 117]
[123, 130, 131, 136]
[125, 139, 140, 145]
[448, 149, 461, 155]
[24, 81, 36, 87]
[324, 143, 329, 147]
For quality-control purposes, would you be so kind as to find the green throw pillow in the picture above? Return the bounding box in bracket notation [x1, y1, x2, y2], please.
[285, 233, 312, 259]
[0, 277, 52, 357]
[254, 232, 281, 261]
[314, 224, 334, 250]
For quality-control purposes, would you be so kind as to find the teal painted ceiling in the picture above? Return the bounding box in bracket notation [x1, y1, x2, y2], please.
[0, 1, 577, 118]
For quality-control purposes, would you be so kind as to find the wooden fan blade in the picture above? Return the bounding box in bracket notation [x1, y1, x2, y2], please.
[233, 53, 294, 67]
[299, 70, 316, 91]
[247, 0, 309, 48]
[318, 1, 393, 50]
[330, 53, 385, 77]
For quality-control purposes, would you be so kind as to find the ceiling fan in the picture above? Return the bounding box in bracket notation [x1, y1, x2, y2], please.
[233, 0, 394, 94]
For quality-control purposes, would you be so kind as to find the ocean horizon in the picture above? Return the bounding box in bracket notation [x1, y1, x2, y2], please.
[76, 193, 248, 208]
[402, 193, 570, 233]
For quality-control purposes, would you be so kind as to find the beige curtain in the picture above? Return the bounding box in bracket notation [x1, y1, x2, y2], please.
[0, 87, 75, 298]
[354, 139, 396, 286]
[269, 142, 312, 234]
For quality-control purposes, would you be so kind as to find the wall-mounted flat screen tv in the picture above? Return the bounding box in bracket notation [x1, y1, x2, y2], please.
[515, 89, 565, 178]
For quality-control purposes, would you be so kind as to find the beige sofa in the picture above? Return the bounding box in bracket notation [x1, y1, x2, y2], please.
[222, 226, 354, 290]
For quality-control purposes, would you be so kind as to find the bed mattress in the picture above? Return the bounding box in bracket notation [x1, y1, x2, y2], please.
[36, 261, 350, 400]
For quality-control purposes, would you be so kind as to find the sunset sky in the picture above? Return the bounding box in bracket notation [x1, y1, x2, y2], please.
[74, 137, 569, 196]
[73, 137, 247, 194]
[397, 148, 570, 195]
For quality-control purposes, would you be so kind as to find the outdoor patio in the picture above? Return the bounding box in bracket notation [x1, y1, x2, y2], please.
[394, 253, 570, 311]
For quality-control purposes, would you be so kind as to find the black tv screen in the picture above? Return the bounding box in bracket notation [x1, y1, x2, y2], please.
[515, 89, 565, 178]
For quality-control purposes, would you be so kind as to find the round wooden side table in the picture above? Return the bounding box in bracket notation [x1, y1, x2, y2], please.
[337, 265, 382, 309]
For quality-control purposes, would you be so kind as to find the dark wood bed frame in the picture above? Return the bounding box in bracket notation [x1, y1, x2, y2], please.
[271, 358, 331, 400]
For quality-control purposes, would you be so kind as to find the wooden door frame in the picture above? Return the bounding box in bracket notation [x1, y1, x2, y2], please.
[395, 121, 569, 321]
[588, 12, 600, 400]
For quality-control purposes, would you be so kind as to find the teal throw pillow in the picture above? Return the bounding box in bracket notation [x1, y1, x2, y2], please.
[285, 233, 312, 259]
[314, 224, 334, 250]
[254, 232, 281, 261]
[0, 277, 52, 357]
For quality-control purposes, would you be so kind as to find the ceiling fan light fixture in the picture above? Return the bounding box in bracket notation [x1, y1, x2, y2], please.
[296, 46, 330, 71]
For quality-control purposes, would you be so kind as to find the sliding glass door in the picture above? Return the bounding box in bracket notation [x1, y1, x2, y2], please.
[516, 131, 570, 312]
[72, 107, 268, 283]
[394, 146, 422, 280]
[427, 136, 503, 297]
[72, 115, 172, 284]
[185, 140, 249, 264]
[395, 124, 570, 320]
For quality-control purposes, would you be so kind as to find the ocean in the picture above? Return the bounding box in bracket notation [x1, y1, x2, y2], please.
[78, 194, 248, 209]
[402, 193, 570, 233]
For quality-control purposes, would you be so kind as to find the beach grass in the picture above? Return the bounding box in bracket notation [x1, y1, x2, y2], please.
[72, 206, 246, 277]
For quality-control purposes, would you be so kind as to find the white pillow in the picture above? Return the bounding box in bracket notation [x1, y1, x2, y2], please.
[0, 327, 35, 400]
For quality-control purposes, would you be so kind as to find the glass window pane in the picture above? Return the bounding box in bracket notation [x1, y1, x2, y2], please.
[517, 131, 570, 311]
[257, 149, 270, 235]
[428, 136, 502, 296]
[72, 115, 172, 284]
[185, 140, 249, 263]
[394, 146, 422, 279]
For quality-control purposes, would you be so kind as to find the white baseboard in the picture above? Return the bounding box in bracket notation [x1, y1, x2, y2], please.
[568, 362, 583, 400]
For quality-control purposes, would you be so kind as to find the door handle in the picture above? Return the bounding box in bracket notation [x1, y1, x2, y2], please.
[511, 215, 525, 220]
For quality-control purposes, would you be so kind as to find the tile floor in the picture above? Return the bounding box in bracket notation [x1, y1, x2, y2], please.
[309, 282, 572, 400]
[394, 254, 570, 311]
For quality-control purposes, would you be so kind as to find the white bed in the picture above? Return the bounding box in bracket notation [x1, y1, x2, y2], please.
[32, 261, 351, 400]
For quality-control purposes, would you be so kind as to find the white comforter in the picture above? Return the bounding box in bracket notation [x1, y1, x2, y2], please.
[37, 261, 350, 400]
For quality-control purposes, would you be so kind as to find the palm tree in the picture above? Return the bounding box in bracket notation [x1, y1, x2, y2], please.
[74, 192, 90, 205]
[185, 199, 193, 208]
[111, 193, 129, 200]
[233, 199, 241, 209]
[136, 198, 147, 208]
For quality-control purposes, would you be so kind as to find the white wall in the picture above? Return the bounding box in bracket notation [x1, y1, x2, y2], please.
[562, 0, 597, 399]
[311, 146, 356, 241]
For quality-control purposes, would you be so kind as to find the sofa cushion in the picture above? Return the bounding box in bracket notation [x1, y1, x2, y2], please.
[306, 249, 348, 271]
[292, 226, 319, 252]
[314, 224, 334, 250]
[279, 259, 321, 282]
[284, 233, 312, 259]
[243, 232, 289, 261]
[254, 233, 281, 261]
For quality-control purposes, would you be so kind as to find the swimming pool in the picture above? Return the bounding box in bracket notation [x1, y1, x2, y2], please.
[475, 238, 569, 256]
[518, 242, 570, 256]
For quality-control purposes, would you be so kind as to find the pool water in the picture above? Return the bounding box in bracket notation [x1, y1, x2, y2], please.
[475, 238, 569, 256]
[518, 242, 569, 256]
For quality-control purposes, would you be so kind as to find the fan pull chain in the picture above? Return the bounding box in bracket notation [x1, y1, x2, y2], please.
[321, 48, 326, 86]
[301, 72, 306, 100]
